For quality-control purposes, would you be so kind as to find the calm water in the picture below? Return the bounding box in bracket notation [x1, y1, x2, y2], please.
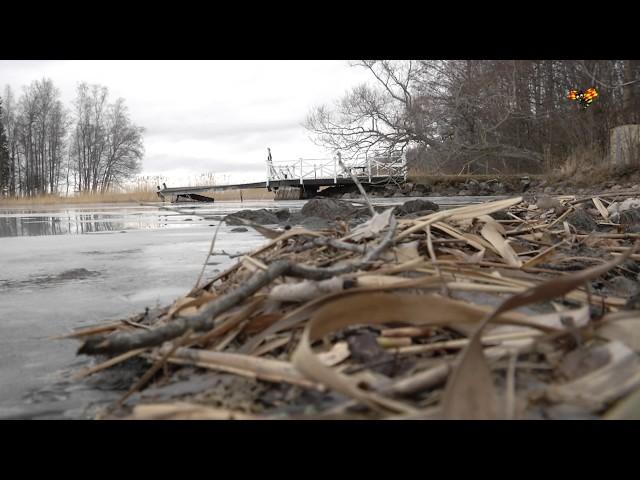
[0, 196, 499, 418]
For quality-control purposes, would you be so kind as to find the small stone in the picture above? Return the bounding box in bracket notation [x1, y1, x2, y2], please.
[230, 227, 248, 232]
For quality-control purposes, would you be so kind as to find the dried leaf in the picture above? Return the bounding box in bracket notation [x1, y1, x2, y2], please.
[161, 346, 323, 390]
[597, 316, 640, 353]
[128, 402, 257, 420]
[380, 240, 420, 263]
[432, 221, 494, 252]
[604, 386, 640, 420]
[480, 221, 523, 267]
[592, 197, 609, 220]
[350, 208, 394, 241]
[317, 341, 351, 367]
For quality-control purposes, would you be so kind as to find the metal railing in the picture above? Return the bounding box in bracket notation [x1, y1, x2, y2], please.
[266, 153, 407, 187]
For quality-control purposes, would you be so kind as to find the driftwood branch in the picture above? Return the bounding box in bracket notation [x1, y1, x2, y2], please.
[78, 217, 397, 356]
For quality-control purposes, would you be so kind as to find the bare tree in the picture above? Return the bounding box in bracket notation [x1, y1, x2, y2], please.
[306, 60, 640, 175]
[70, 83, 143, 193]
[100, 98, 144, 192]
[0, 97, 10, 194]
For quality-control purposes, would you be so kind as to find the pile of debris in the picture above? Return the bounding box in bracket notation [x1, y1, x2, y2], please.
[65, 193, 640, 419]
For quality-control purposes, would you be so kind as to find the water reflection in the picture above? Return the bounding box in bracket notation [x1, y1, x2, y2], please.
[0, 213, 172, 237]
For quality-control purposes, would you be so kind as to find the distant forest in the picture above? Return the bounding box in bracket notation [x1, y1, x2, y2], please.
[0, 79, 144, 197]
[305, 60, 640, 175]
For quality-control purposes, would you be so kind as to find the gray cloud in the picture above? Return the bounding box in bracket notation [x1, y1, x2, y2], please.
[145, 119, 302, 143]
[146, 153, 266, 174]
[1, 60, 373, 181]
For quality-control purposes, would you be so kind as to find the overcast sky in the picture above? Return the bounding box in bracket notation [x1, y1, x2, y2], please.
[0, 60, 372, 185]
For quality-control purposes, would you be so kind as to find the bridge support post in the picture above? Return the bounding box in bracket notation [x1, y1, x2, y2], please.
[300, 158, 303, 185]
[334, 154, 338, 184]
[266, 151, 271, 189]
[367, 154, 371, 183]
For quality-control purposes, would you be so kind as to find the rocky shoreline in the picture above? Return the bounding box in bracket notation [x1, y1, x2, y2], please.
[225, 198, 442, 231]
[328, 176, 640, 199]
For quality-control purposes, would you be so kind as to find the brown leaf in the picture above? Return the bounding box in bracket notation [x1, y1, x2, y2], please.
[442, 335, 499, 419]
[480, 221, 523, 267]
[244, 313, 284, 335]
[350, 208, 394, 241]
[597, 315, 640, 353]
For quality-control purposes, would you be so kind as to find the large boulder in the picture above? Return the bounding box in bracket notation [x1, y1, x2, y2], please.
[300, 198, 359, 220]
[225, 209, 280, 225]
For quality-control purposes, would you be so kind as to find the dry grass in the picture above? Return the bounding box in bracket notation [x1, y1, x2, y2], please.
[0, 190, 159, 207]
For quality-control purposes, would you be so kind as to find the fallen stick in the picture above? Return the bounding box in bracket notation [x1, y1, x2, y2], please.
[156, 347, 323, 390]
[78, 218, 397, 356]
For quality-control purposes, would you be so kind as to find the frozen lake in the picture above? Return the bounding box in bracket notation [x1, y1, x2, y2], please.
[0, 196, 502, 419]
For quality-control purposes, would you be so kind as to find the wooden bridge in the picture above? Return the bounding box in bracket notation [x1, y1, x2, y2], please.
[158, 152, 407, 202]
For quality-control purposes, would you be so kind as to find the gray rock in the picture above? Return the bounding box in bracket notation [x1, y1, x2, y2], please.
[544, 186, 554, 194]
[466, 179, 481, 195]
[408, 191, 423, 197]
[300, 198, 359, 220]
[274, 208, 290, 221]
[383, 187, 397, 198]
[458, 190, 471, 196]
[230, 227, 249, 232]
[300, 216, 332, 230]
[490, 211, 511, 221]
[619, 207, 640, 232]
[400, 182, 415, 194]
[608, 276, 640, 297]
[567, 208, 598, 232]
[225, 209, 279, 225]
[396, 199, 439, 216]
[536, 196, 565, 214]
